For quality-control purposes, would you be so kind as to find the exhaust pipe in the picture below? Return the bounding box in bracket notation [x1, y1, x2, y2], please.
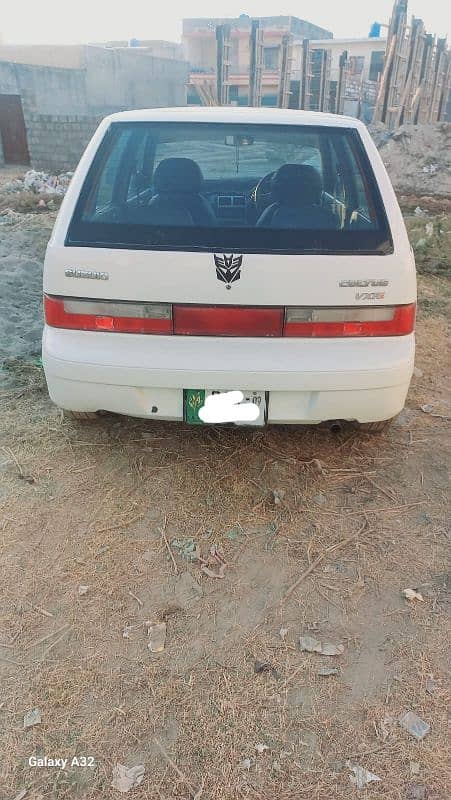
[328, 420, 343, 434]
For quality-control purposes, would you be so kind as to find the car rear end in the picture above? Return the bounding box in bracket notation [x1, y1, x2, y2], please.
[42, 108, 416, 427]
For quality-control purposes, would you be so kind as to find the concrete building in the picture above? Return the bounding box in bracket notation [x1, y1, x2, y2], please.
[94, 40, 184, 60]
[0, 45, 188, 170]
[0, 45, 86, 69]
[184, 15, 332, 107]
[306, 37, 387, 84]
[304, 36, 387, 119]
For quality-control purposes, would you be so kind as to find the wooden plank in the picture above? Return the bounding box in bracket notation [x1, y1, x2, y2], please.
[386, 13, 408, 127]
[399, 18, 425, 124]
[417, 35, 436, 123]
[437, 54, 451, 120]
[374, 35, 397, 122]
[429, 39, 448, 121]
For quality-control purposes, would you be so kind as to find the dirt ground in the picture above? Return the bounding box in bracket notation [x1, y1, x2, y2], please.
[370, 123, 451, 198]
[0, 163, 450, 800]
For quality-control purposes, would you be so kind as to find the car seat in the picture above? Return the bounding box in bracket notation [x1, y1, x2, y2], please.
[146, 158, 216, 226]
[256, 164, 337, 229]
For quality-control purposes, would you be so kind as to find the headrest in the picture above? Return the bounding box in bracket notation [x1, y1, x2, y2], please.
[271, 164, 322, 207]
[153, 158, 203, 194]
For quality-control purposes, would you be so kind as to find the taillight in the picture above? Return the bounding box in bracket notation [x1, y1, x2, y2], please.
[173, 305, 284, 336]
[44, 296, 415, 338]
[283, 304, 416, 337]
[44, 295, 172, 334]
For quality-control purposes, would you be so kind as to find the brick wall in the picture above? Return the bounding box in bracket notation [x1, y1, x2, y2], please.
[25, 113, 103, 171]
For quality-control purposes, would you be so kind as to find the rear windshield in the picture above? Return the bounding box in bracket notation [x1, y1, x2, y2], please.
[67, 121, 392, 255]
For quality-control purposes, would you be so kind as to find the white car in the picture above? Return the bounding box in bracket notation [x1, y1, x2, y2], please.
[42, 107, 416, 432]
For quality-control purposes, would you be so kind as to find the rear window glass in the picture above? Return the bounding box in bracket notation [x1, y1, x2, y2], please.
[67, 121, 392, 255]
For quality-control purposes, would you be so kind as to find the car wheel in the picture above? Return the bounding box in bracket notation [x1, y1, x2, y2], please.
[64, 410, 99, 421]
[357, 418, 393, 433]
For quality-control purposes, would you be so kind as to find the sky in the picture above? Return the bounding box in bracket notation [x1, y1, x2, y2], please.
[1, 0, 450, 45]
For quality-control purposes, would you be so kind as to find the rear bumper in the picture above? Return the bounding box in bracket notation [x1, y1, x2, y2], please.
[42, 327, 415, 424]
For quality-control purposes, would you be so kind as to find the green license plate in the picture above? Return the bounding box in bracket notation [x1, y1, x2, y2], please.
[184, 389, 267, 426]
[184, 389, 206, 425]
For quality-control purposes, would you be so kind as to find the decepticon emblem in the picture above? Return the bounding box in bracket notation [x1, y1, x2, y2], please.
[214, 254, 243, 289]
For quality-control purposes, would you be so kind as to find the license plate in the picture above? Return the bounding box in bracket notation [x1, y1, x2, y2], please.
[184, 389, 267, 426]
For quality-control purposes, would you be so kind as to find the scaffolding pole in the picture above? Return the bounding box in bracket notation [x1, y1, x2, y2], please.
[318, 48, 331, 112]
[216, 24, 231, 106]
[371, 0, 450, 127]
[385, 7, 409, 127]
[374, 0, 408, 123]
[277, 33, 293, 108]
[249, 19, 264, 107]
[335, 50, 348, 114]
[190, 80, 217, 107]
[416, 34, 435, 122]
[430, 38, 448, 122]
[399, 17, 425, 125]
[437, 52, 451, 121]
[299, 39, 311, 110]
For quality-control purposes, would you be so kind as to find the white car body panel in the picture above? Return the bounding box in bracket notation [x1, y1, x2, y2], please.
[42, 107, 416, 425]
[44, 247, 415, 307]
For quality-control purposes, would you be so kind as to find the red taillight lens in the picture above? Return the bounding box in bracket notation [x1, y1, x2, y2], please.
[173, 305, 284, 336]
[44, 295, 173, 334]
[283, 304, 416, 337]
[44, 296, 415, 338]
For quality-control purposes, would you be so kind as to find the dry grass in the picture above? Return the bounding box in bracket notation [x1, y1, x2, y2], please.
[404, 211, 451, 277]
[1, 280, 450, 799]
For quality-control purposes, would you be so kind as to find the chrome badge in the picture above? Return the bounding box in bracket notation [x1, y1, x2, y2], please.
[214, 254, 243, 290]
[339, 279, 389, 287]
[65, 268, 109, 280]
[355, 291, 385, 301]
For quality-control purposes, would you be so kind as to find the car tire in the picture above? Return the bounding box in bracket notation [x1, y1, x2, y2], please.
[64, 410, 99, 421]
[357, 418, 393, 433]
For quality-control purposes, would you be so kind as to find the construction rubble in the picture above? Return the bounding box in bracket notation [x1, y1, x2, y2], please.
[369, 122, 451, 196]
[2, 169, 73, 197]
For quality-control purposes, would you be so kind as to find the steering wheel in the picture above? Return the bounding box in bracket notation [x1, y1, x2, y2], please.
[252, 171, 275, 217]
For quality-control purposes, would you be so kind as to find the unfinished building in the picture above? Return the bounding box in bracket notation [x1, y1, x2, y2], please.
[184, 6, 450, 125]
[185, 15, 332, 107]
